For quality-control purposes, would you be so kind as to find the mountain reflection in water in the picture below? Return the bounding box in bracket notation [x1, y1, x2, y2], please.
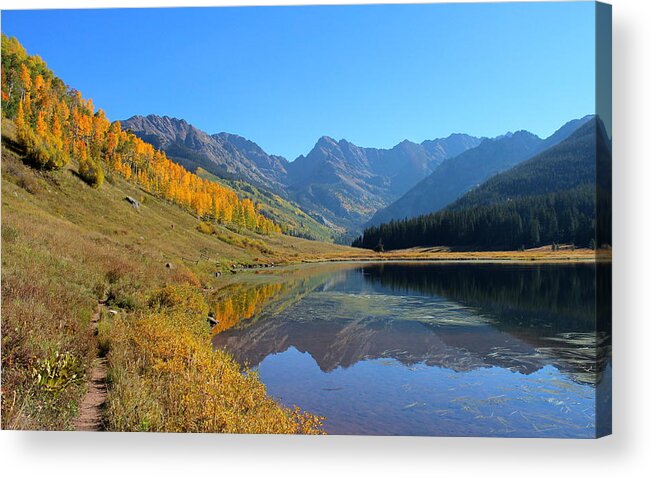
[212, 262, 611, 437]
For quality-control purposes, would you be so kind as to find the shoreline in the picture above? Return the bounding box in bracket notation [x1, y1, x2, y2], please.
[261, 247, 610, 268]
[297, 255, 602, 264]
[221, 252, 609, 283]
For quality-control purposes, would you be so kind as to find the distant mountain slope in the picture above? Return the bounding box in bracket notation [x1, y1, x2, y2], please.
[195, 167, 341, 242]
[368, 115, 594, 226]
[122, 115, 289, 191]
[449, 117, 606, 211]
[421, 133, 484, 160]
[353, 117, 609, 251]
[122, 114, 340, 240]
[285, 133, 481, 232]
[123, 113, 482, 234]
[213, 132, 289, 187]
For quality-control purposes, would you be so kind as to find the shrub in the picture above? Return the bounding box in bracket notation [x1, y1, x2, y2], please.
[106, 283, 139, 311]
[103, 292, 324, 434]
[97, 318, 111, 358]
[21, 132, 71, 170]
[15, 170, 42, 194]
[106, 263, 131, 284]
[169, 267, 202, 288]
[78, 157, 104, 188]
[47, 148, 71, 170]
[16, 124, 37, 152]
[196, 221, 214, 235]
[1, 224, 19, 243]
[31, 351, 85, 394]
[148, 284, 209, 318]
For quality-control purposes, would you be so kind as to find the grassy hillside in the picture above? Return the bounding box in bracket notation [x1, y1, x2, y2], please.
[1, 34, 280, 237]
[1, 117, 353, 431]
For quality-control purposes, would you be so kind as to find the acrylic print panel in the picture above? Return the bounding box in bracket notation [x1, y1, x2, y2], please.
[0, 1, 611, 437]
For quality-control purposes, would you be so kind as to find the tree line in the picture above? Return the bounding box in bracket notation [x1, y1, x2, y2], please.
[352, 186, 597, 251]
[353, 118, 612, 252]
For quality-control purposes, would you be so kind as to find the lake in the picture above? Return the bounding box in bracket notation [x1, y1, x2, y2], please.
[212, 262, 611, 437]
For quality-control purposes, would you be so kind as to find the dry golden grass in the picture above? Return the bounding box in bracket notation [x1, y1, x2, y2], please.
[292, 245, 598, 264]
[102, 285, 323, 433]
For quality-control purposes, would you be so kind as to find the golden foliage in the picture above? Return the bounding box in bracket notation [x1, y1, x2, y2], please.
[103, 285, 324, 433]
[78, 157, 104, 188]
[1, 34, 280, 235]
[212, 282, 284, 334]
[196, 220, 215, 235]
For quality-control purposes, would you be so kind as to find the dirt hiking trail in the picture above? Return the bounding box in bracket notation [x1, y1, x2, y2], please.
[73, 305, 107, 431]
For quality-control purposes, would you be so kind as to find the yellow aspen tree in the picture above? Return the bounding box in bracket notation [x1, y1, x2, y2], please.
[22, 93, 32, 123]
[19, 63, 31, 98]
[33, 74, 44, 94]
[15, 99, 27, 136]
[35, 110, 48, 139]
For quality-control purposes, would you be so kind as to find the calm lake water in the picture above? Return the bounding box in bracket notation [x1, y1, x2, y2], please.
[212, 262, 611, 437]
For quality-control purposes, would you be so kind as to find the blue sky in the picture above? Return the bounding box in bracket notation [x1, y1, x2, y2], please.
[1, 3, 595, 160]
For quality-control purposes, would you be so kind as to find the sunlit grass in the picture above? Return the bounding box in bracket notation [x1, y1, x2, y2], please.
[1, 120, 331, 431]
[102, 285, 323, 433]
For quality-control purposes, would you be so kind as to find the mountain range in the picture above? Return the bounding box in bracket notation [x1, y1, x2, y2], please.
[284, 133, 481, 231]
[122, 114, 594, 239]
[367, 115, 594, 227]
[352, 117, 611, 251]
[448, 117, 607, 211]
[122, 115, 481, 234]
[122, 115, 290, 190]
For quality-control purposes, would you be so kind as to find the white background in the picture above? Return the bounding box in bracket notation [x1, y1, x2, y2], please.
[0, 0, 649, 476]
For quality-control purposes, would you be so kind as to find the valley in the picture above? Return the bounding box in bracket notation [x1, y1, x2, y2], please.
[122, 114, 483, 237]
[0, 32, 607, 434]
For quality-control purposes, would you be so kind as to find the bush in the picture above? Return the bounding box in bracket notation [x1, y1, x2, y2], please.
[78, 158, 104, 188]
[196, 221, 214, 235]
[15, 170, 42, 194]
[106, 263, 131, 284]
[1, 224, 19, 243]
[97, 319, 111, 358]
[169, 267, 202, 288]
[106, 283, 139, 311]
[20, 130, 71, 170]
[16, 124, 37, 152]
[148, 284, 209, 318]
[103, 293, 324, 433]
[31, 351, 85, 394]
